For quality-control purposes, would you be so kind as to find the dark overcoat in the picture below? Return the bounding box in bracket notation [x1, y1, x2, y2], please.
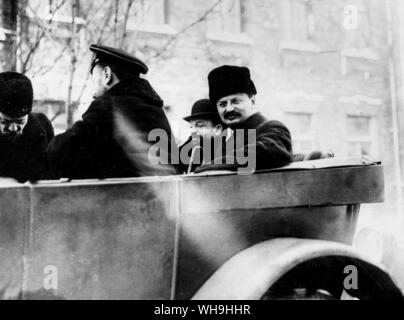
[178, 134, 228, 174]
[47, 79, 177, 180]
[195, 112, 293, 173]
[0, 113, 54, 182]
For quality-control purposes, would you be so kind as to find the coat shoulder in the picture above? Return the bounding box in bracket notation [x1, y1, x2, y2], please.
[47, 120, 90, 154]
[259, 119, 290, 131]
[112, 95, 172, 133]
[31, 112, 55, 142]
[257, 119, 292, 139]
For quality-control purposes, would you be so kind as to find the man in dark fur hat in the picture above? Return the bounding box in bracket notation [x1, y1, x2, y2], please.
[0, 72, 54, 182]
[47, 44, 177, 179]
[196, 65, 293, 173]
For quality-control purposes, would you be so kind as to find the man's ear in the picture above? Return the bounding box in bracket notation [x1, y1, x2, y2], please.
[216, 124, 223, 132]
[104, 66, 114, 85]
[251, 96, 256, 106]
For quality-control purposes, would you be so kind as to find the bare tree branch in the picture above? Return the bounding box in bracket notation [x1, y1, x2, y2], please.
[114, 0, 119, 46]
[50, 108, 65, 122]
[121, 0, 135, 48]
[66, 0, 79, 128]
[19, 0, 68, 73]
[30, 43, 69, 77]
[145, 0, 223, 63]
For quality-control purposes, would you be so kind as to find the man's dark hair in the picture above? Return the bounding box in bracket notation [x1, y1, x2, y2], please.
[247, 93, 255, 99]
[98, 62, 140, 82]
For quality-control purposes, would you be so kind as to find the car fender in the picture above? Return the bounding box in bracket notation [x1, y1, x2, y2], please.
[192, 238, 404, 300]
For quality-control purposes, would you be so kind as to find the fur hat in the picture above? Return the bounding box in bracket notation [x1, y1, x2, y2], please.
[0, 72, 33, 118]
[208, 65, 257, 105]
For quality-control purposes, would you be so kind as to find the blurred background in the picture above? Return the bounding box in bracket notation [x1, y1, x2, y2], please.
[1, 0, 404, 291]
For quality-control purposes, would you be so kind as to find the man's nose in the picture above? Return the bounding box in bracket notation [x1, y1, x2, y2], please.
[8, 124, 19, 133]
[226, 103, 235, 112]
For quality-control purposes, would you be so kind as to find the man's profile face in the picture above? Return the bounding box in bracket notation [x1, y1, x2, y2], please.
[0, 112, 29, 137]
[190, 118, 223, 139]
[216, 93, 255, 128]
[90, 64, 109, 99]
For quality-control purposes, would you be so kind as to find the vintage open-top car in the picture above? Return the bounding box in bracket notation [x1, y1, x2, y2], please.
[0, 156, 403, 300]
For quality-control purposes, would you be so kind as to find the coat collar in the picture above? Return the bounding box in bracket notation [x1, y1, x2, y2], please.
[25, 113, 45, 139]
[104, 78, 163, 107]
[231, 112, 268, 130]
[83, 78, 163, 124]
[0, 113, 45, 161]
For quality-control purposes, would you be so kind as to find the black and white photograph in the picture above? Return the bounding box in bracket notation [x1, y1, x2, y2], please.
[1, 0, 404, 306]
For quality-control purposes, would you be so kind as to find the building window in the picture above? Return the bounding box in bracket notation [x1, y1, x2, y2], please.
[28, 0, 85, 25]
[131, 0, 169, 26]
[207, 0, 244, 34]
[48, 0, 78, 18]
[285, 112, 315, 153]
[346, 115, 377, 156]
[281, 0, 315, 43]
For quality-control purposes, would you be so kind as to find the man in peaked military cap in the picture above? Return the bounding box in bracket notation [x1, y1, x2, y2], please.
[0, 72, 54, 182]
[180, 99, 226, 173]
[47, 44, 177, 179]
[196, 65, 293, 173]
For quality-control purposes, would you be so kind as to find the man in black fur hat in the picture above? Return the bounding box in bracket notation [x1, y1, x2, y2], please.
[196, 65, 293, 173]
[47, 44, 177, 179]
[0, 72, 54, 182]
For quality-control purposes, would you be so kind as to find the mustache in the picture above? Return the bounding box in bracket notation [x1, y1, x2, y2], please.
[224, 111, 240, 119]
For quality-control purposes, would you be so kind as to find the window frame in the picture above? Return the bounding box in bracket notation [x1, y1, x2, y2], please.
[279, 0, 320, 53]
[27, 0, 86, 26]
[126, 0, 176, 35]
[285, 111, 317, 154]
[345, 114, 378, 157]
[206, 0, 252, 45]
